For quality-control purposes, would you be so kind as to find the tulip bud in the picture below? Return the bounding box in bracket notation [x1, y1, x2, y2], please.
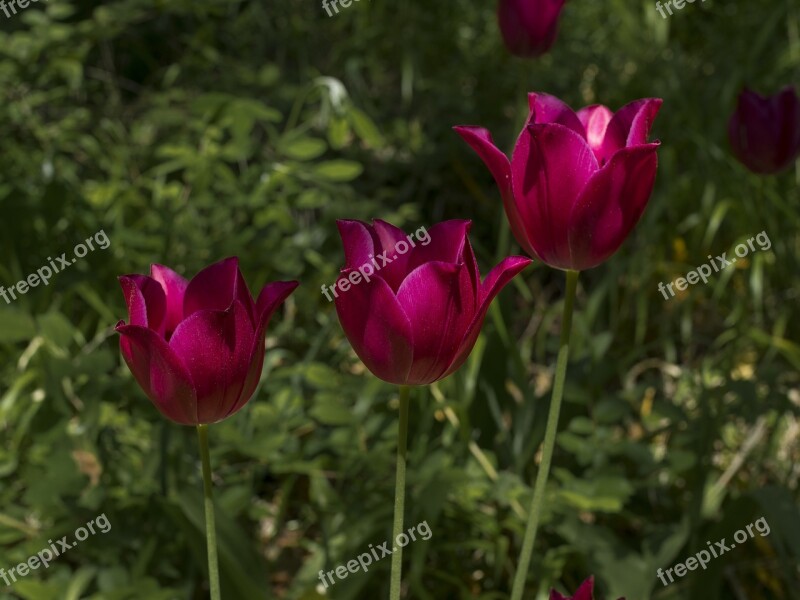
[497, 0, 567, 58]
[728, 86, 800, 175]
[550, 576, 625, 600]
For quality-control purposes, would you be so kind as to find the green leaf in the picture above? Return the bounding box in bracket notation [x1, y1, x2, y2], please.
[349, 108, 384, 147]
[0, 307, 36, 343]
[37, 311, 76, 350]
[282, 137, 327, 161]
[310, 395, 353, 425]
[314, 160, 362, 182]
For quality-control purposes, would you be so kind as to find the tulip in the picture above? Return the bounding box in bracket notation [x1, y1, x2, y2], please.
[497, 0, 567, 58]
[728, 86, 800, 174]
[456, 92, 662, 600]
[117, 257, 298, 425]
[455, 92, 662, 271]
[551, 576, 624, 600]
[333, 219, 529, 599]
[117, 257, 297, 600]
[334, 219, 531, 385]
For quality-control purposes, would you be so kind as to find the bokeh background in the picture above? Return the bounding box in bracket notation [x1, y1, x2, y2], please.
[1, 0, 799, 598]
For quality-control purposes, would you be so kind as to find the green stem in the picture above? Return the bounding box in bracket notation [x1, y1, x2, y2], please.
[510, 269, 579, 600]
[389, 385, 411, 600]
[197, 424, 222, 600]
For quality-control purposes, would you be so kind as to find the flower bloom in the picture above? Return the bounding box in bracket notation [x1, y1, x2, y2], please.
[334, 219, 530, 385]
[551, 576, 624, 600]
[116, 257, 298, 425]
[497, 0, 566, 58]
[728, 86, 800, 174]
[455, 92, 662, 271]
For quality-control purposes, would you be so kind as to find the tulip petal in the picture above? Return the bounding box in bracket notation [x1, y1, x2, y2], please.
[454, 127, 534, 256]
[596, 98, 662, 164]
[218, 280, 301, 419]
[442, 255, 531, 378]
[396, 261, 475, 384]
[151, 264, 188, 337]
[119, 275, 166, 333]
[336, 219, 377, 271]
[527, 93, 586, 138]
[256, 280, 300, 327]
[460, 236, 482, 303]
[169, 300, 256, 424]
[549, 575, 595, 600]
[184, 257, 254, 321]
[406, 219, 472, 270]
[577, 104, 614, 156]
[453, 126, 512, 196]
[335, 276, 414, 385]
[117, 322, 197, 424]
[512, 123, 599, 269]
[372, 219, 415, 290]
[571, 576, 595, 600]
[568, 143, 659, 270]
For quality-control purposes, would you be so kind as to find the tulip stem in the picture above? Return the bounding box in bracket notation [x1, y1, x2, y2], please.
[197, 424, 222, 600]
[510, 269, 579, 600]
[390, 385, 411, 600]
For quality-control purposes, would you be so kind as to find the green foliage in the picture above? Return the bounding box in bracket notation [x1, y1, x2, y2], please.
[1, 0, 798, 598]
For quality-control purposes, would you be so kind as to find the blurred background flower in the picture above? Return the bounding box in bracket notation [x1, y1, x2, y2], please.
[497, 0, 567, 58]
[728, 86, 800, 174]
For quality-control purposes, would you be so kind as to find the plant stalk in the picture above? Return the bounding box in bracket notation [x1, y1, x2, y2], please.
[197, 424, 222, 600]
[510, 269, 579, 600]
[389, 385, 411, 600]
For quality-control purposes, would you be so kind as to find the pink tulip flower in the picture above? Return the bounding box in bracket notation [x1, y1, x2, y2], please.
[728, 86, 800, 174]
[551, 576, 624, 600]
[455, 92, 662, 271]
[497, 0, 567, 58]
[334, 219, 530, 385]
[116, 257, 298, 425]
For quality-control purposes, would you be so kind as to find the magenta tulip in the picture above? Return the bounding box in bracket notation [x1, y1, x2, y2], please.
[551, 576, 624, 600]
[454, 92, 662, 271]
[497, 0, 566, 58]
[116, 257, 298, 425]
[728, 86, 800, 174]
[333, 219, 530, 385]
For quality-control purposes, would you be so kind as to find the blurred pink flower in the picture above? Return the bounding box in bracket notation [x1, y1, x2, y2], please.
[551, 576, 624, 600]
[728, 86, 800, 174]
[497, 0, 567, 57]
